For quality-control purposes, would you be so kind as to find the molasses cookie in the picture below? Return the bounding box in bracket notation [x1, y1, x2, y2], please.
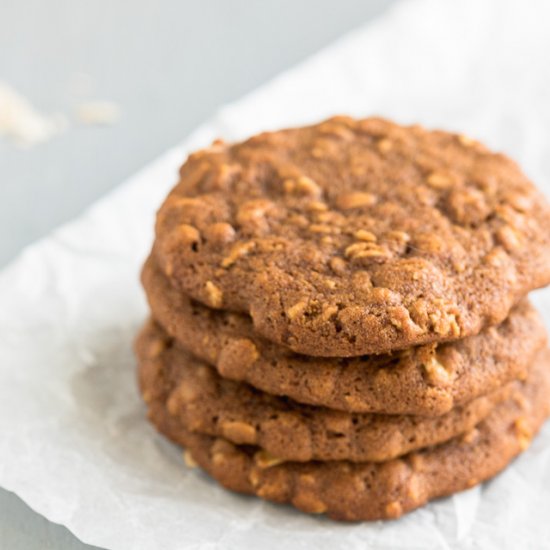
[153, 117, 550, 356]
[142, 257, 546, 416]
[143, 348, 550, 521]
[136, 320, 528, 462]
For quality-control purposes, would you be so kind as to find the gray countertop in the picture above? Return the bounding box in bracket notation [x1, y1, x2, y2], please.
[0, 1, 394, 547]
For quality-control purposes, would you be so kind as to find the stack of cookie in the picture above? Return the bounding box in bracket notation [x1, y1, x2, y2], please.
[136, 117, 550, 521]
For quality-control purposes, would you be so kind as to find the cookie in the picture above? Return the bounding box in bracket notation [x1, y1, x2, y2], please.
[141, 257, 546, 415]
[153, 117, 550, 356]
[137, 319, 525, 462]
[143, 348, 550, 521]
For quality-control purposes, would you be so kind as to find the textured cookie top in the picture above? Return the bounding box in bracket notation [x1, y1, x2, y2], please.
[142, 257, 547, 415]
[154, 116, 550, 356]
[137, 319, 518, 463]
[145, 348, 550, 521]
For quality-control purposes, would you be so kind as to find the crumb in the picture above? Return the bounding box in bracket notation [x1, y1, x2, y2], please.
[76, 100, 120, 125]
[0, 81, 67, 147]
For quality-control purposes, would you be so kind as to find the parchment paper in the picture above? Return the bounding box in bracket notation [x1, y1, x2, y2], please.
[1, 0, 550, 548]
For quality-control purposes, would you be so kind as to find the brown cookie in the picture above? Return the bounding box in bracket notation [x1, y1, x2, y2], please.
[141, 257, 547, 416]
[143, 347, 550, 522]
[153, 117, 550, 356]
[136, 319, 527, 462]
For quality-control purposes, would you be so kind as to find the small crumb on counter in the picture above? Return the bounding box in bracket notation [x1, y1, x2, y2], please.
[0, 81, 67, 147]
[76, 100, 120, 125]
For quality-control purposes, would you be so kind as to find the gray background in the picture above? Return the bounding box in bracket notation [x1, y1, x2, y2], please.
[0, 0, 394, 548]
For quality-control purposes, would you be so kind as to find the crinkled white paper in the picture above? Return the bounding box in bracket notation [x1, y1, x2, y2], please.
[1, 0, 550, 548]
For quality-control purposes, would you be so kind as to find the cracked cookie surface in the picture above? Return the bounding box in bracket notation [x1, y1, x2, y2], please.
[153, 117, 550, 356]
